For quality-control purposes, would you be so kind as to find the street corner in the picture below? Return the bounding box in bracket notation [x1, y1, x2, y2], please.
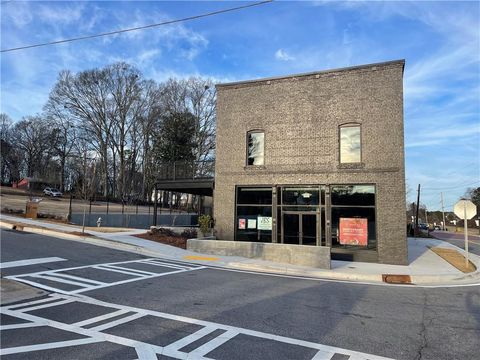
[0, 278, 49, 306]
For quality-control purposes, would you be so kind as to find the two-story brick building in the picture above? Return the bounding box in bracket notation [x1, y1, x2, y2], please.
[213, 60, 407, 265]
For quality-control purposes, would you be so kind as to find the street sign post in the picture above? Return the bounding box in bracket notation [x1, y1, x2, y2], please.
[453, 199, 477, 268]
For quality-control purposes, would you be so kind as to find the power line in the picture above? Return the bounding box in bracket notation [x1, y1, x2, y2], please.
[1, 0, 273, 53]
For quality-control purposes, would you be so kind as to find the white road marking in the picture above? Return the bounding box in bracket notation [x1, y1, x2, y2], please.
[43, 273, 105, 286]
[0, 338, 102, 356]
[0, 322, 46, 331]
[1, 293, 393, 360]
[6, 295, 62, 310]
[34, 274, 96, 288]
[187, 329, 238, 358]
[99, 264, 157, 276]
[135, 344, 158, 359]
[311, 349, 338, 359]
[164, 326, 217, 356]
[5, 258, 206, 295]
[0, 257, 66, 269]
[73, 309, 130, 328]
[89, 313, 145, 332]
[93, 265, 144, 277]
[141, 260, 190, 270]
[16, 299, 74, 313]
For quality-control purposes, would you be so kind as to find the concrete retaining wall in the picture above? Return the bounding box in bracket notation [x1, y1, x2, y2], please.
[187, 239, 331, 269]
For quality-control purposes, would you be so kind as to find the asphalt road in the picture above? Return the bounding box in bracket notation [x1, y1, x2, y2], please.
[430, 230, 480, 256]
[1, 229, 479, 360]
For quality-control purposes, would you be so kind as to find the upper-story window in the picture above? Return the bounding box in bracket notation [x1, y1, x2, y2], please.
[247, 131, 264, 166]
[340, 124, 361, 163]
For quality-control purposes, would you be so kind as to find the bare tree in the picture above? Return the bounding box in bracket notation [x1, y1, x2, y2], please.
[13, 116, 56, 179]
[44, 101, 77, 192]
[47, 69, 115, 196]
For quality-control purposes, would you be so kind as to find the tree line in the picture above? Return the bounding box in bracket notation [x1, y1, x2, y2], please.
[0, 62, 216, 202]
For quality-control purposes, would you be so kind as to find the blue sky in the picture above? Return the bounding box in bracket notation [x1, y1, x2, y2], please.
[1, 1, 479, 211]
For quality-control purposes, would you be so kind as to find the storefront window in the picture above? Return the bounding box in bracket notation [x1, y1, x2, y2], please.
[282, 187, 319, 206]
[331, 185, 375, 206]
[237, 187, 272, 204]
[331, 184, 376, 250]
[236, 187, 272, 242]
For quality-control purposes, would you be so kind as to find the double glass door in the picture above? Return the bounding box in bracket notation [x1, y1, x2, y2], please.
[283, 212, 318, 246]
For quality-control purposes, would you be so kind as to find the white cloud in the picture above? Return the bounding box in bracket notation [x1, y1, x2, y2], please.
[2, 1, 33, 28]
[275, 49, 295, 61]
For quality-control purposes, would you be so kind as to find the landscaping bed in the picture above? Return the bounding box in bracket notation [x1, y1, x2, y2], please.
[134, 227, 197, 250]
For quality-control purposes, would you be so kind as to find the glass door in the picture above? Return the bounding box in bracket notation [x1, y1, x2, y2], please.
[282, 212, 318, 245]
[283, 213, 300, 244]
[301, 214, 317, 245]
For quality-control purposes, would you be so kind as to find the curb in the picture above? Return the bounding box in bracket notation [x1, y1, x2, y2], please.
[2, 219, 480, 287]
[0, 220, 163, 259]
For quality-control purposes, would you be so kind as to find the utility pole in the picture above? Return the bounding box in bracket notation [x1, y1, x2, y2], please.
[415, 184, 421, 237]
[441, 192, 446, 231]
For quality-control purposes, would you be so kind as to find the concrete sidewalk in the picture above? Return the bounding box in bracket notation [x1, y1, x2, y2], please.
[1, 214, 479, 286]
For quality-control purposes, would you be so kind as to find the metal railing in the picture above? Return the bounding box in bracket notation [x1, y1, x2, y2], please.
[155, 160, 215, 181]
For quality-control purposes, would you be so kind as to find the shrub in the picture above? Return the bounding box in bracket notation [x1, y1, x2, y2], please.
[198, 214, 211, 235]
[150, 227, 178, 237]
[181, 228, 198, 239]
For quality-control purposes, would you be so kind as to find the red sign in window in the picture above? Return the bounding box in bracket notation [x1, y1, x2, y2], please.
[339, 218, 368, 246]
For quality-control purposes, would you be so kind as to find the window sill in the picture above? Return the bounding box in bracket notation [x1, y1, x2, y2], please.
[244, 165, 266, 171]
[337, 162, 365, 170]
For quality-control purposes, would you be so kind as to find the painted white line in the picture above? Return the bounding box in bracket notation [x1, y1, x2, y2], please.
[4, 295, 61, 310]
[163, 326, 217, 354]
[4, 277, 73, 295]
[70, 268, 199, 294]
[89, 313, 145, 332]
[187, 329, 238, 358]
[0, 338, 102, 355]
[8, 266, 203, 295]
[311, 349, 337, 359]
[146, 259, 196, 269]
[0, 322, 46, 331]
[3, 258, 160, 278]
[100, 264, 157, 276]
[141, 260, 191, 271]
[93, 265, 144, 277]
[66, 294, 393, 360]
[135, 344, 158, 359]
[0, 257, 66, 269]
[3, 294, 392, 360]
[18, 299, 74, 313]
[73, 309, 130, 328]
[1, 307, 165, 355]
[34, 274, 92, 288]
[46, 272, 105, 286]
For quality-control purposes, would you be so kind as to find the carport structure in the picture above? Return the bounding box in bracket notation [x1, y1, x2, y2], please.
[152, 160, 214, 226]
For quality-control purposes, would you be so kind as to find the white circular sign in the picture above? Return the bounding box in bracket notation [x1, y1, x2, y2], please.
[453, 200, 477, 220]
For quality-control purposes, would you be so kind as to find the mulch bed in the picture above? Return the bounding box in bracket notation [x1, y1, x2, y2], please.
[134, 232, 187, 249]
[69, 231, 93, 236]
[429, 246, 477, 273]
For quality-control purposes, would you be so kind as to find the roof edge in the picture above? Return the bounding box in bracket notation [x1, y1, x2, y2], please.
[216, 59, 405, 89]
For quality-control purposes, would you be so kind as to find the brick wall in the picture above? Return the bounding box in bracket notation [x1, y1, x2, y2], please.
[214, 60, 407, 265]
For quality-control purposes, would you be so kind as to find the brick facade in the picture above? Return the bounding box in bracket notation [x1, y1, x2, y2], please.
[214, 60, 407, 265]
